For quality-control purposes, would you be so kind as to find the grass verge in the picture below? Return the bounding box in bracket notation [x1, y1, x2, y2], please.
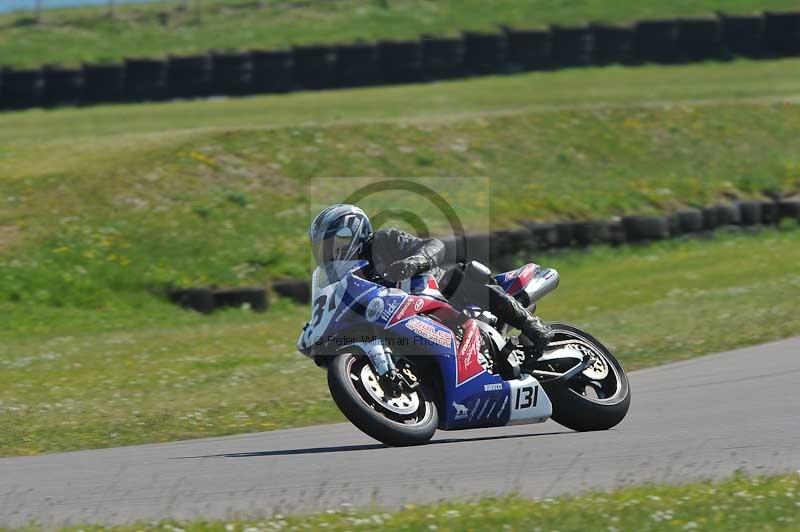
[48, 473, 800, 531]
[2, 0, 798, 68]
[2, 227, 799, 456]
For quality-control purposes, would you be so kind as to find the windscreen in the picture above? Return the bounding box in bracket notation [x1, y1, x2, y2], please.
[310, 260, 369, 291]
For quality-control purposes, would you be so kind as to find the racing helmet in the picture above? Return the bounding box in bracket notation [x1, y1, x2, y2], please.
[309, 204, 372, 265]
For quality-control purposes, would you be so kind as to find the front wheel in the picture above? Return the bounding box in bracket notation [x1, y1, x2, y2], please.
[539, 323, 631, 432]
[327, 353, 438, 446]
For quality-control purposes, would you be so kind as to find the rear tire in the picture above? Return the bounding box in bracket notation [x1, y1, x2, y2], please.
[327, 353, 438, 446]
[540, 323, 631, 432]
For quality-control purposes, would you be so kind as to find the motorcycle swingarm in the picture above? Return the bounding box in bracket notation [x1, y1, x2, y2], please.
[530, 353, 592, 384]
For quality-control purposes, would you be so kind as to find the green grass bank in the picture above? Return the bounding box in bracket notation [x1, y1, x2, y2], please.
[2, 0, 798, 68]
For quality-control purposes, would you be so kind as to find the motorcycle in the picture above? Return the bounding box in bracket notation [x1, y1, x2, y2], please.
[296, 259, 630, 446]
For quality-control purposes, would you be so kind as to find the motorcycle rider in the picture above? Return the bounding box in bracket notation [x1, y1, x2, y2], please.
[309, 204, 553, 379]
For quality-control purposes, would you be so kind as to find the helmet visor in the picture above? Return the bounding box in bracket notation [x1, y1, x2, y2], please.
[312, 226, 358, 265]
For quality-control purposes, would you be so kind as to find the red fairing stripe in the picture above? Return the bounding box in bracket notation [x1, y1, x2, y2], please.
[387, 295, 451, 327]
[456, 320, 485, 386]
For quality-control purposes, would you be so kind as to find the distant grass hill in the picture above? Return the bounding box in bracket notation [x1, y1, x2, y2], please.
[1, 0, 799, 68]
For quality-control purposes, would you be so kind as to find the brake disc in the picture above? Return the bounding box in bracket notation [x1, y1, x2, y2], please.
[360, 364, 419, 415]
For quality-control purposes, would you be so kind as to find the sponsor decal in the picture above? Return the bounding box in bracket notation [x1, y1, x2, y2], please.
[414, 299, 425, 311]
[456, 321, 485, 386]
[406, 318, 453, 348]
[365, 298, 385, 322]
[387, 296, 414, 326]
[451, 401, 469, 420]
[484, 383, 503, 392]
[380, 299, 399, 321]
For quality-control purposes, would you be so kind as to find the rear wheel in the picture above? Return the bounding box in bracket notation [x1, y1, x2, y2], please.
[327, 353, 438, 446]
[538, 323, 630, 432]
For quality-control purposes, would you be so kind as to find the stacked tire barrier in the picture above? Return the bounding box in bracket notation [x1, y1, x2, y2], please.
[82, 64, 125, 103]
[765, 11, 800, 55]
[336, 42, 382, 87]
[124, 58, 168, 101]
[252, 49, 292, 93]
[292, 45, 334, 90]
[421, 36, 465, 80]
[210, 52, 252, 95]
[0, 68, 42, 109]
[378, 40, 424, 83]
[635, 19, 680, 63]
[2, 10, 800, 110]
[591, 24, 635, 65]
[552, 25, 594, 67]
[168, 286, 269, 314]
[677, 17, 725, 61]
[264, 197, 800, 305]
[503, 27, 553, 71]
[462, 31, 507, 75]
[42, 66, 83, 107]
[167, 54, 212, 99]
[722, 14, 765, 58]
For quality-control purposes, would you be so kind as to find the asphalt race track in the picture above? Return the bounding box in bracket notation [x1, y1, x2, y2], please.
[1, 337, 798, 527]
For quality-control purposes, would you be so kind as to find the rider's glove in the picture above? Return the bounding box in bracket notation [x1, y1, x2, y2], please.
[384, 255, 433, 283]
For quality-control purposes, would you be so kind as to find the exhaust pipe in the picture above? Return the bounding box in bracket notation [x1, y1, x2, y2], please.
[520, 268, 560, 307]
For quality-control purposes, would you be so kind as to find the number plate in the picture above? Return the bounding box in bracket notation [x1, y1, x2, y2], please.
[507, 375, 552, 425]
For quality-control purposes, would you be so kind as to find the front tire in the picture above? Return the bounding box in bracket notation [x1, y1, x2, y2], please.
[327, 353, 438, 446]
[540, 323, 631, 432]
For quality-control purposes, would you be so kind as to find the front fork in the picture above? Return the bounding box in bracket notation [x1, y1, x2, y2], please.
[354, 339, 419, 394]
[356, 339, 395, 377]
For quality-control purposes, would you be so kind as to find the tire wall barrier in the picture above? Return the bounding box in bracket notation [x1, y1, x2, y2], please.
[124, 58, 168, 101]
[211, 52, 252, 95]
[764, 11, 800, 55]
[591, 24, 635, 65]
[503, 27, 553, 71]
[378, 40, 423, 83]
[721, 14, 765, 58]
[0, 68, 43, 109]
[336, 42, 382, 87]
[42, 66, 83, 107]
[462, 31, 507, 75]
[551, 25, 594, 67]
[82, 63, 125, 103]
[292, 45, 334, 90]
[251, 49, 292, 93]
[677, 17, 724, 61]
[169, 287, 269, 314]
[167, 54, 212, 99]
[635, 19, 680, 63]
[3, 11, 800, 110]
[422, 36, 465, 80]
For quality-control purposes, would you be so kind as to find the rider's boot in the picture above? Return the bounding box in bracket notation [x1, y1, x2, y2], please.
[488, 285, 554, 360]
